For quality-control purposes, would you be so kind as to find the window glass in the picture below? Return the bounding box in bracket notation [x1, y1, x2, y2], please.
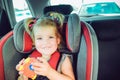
[12, 0, 120, 19]
[79, 0, 120, 16]
[12, 0, 32, 22]
[50, 0, 120, 16]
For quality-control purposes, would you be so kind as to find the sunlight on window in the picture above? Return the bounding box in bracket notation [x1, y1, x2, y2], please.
[12, 0, 32, 22]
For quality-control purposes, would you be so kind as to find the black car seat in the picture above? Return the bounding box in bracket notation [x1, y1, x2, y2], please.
[0, 13, 98, 80]
[89, 18, 120, 80]
[0, 7, 12, 38]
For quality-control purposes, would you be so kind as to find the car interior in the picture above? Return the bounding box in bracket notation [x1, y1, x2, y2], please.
[0, 7, 12, 39]
[0, 0, 120, 80]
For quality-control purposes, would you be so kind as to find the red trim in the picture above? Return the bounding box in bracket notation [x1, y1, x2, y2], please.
[30, 50, 60, 70]
[81, 22, 92, 80]
[23, 31, 33, 52]
[66, 24, 72, 51]
[49, 51, 60, 69]
[0, 31, 13, 80]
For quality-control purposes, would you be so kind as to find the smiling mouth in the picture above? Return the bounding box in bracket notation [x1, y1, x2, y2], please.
[42, 47, 51, 49]
[41, 47, 51, 52]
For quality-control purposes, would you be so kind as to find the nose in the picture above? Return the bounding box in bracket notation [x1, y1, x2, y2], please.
[43, 39, 49, 45]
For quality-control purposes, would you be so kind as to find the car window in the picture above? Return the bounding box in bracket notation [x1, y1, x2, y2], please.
[12, 0, 120, 20]
[79, 1, 120, 16]
[12, 0, 81, 22]
[12, 0, 32, 22]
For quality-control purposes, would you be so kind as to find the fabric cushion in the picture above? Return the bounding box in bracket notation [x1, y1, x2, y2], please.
[66, 13, 81, 53]
[13, 20, 33, 53]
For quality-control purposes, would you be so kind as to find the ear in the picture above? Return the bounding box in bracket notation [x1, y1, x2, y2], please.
[57, 37, 61, 45]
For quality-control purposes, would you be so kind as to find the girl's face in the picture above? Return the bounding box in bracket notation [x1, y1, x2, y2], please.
[34, 26, 60, 56]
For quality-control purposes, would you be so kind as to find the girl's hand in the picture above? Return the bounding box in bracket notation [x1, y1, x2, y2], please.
[18, 74, 28, 80]
[32, 57, 53, 77]
[16, 58, 25, 72]
[16, 58, 28, 80]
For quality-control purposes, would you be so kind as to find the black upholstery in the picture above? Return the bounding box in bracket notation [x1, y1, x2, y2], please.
[44, 5, 73, 15]
[86, 16, 120, 80]
[0, 7, 12, 38]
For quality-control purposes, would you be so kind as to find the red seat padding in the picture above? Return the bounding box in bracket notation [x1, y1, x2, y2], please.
[0, 31, 13, 80]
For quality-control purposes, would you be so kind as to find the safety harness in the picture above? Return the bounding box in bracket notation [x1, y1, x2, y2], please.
[28, 50, 61, 80]
[30, 50, 61, 70]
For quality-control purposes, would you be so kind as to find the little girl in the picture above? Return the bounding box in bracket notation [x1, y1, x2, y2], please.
[16, 12, 75, 80]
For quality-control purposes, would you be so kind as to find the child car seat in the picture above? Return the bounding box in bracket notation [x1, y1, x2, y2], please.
[0, 13, 98, 80]
[77, 21, 98, 80]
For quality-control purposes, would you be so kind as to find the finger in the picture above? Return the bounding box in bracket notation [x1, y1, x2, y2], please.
[32, 61, 44, 68]
[18, 70, 24, 75]
[33, 66, 42, 71]
[23, 75, 28, 80]
[37, 57, 47, 63]
[19, 74, 28, 80]
[19, 58, 25, 65]
[34, 71, 43, 76]
[16, 64, 20, 70]
[34, 70, 43, 75]
[33, 67, 44, 75]
[16, 58, 25, 70]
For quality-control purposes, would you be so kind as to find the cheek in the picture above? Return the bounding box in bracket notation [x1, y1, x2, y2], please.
[51, 39, 59, 45]
[50, 40, 59, 50]
[34, 39, 59, 48]
[35, 40, 42, 47]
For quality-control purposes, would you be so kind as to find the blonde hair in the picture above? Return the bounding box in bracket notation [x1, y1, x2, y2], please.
[24, 12, 65, 48]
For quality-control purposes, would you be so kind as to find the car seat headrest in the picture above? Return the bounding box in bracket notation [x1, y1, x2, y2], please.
[13, 20, 33, 53]
[44, 5, 73, 15]
[13, 13, 80, 54]
[66, 13, 81, 53]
